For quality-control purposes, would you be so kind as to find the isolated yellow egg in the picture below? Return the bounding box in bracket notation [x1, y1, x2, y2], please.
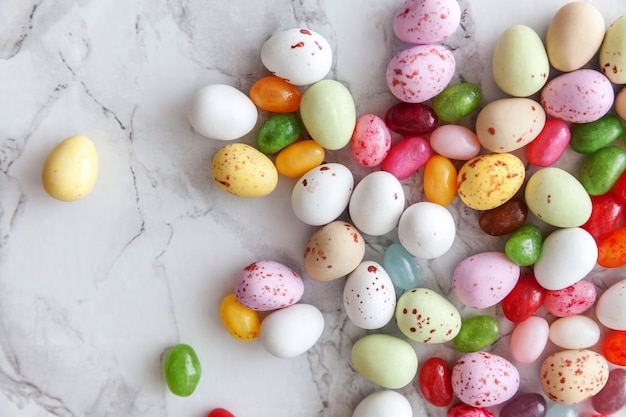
[42, 135, 98, 202]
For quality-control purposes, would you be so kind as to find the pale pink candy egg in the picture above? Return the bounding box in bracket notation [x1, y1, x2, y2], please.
[234, 260, 304, 311]
[510, 316, 549, 363]
[392, 0, 461, 45]
[351, 114, 392, 167]
[429, 125, 481, 160]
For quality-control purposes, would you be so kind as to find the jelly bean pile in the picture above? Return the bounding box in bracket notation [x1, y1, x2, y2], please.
[153, 1, 626, 416]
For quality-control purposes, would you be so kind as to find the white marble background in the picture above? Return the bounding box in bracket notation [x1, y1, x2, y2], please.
[1, 0, 625, 416]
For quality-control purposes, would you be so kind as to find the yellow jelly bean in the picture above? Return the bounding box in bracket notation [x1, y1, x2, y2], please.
[219, 294, 260, 341]
[275, 140, 325, 178]
[423, 155, 457, 206]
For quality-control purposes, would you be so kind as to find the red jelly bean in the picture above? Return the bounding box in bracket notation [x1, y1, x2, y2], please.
[447, 403, 495, 417]
[501, 275, 546, 322]
[208, 408, 235, 417]
[384, 102, 438, 136]
[382, 136, 431, 180]
[527, 118, 570, 167]
[597, 227, 626, 268]
[417, 357, 453, 407]
[544, 280, 596, 317]
[602, 330, 626, 366]
[581, 192, 624, 241]
[612, 167, 626, 203]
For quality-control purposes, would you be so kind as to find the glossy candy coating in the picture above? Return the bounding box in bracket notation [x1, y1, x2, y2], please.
[275, 140, 325, 178]
[591, 368, 626, 415]
[219, 294, 260, 341]
[417, 357, 453, 407]
[527, 118, 571, 167]
[433, 82, 482, 122]
[447, 404, 495, 417]
[570, 113, 624, 154]
[501, 274, 546, 322]
[478, 198, 528, 236]
[580, 145, 626, 196]
[383, 243, 419, 291]
[504, 224, 543, 267]
[163, 344, 201, 397]
[382, 136, 431, 181]
[423, 155, 457, 206]
[256, 113, 302, 155]
[582, 192, 624, 241]
[249, 75, 301, 113]
[602, 330, 626, 365]
[453, 315, 500, 352]
[500, 393, 547, 417]
[208, 408, 235, 417]
[384, 102, 438, 136]
[597, 227, 626, 268]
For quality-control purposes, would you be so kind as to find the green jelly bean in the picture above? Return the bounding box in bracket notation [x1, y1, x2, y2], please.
[163, 344, 201, 397]
[570, 114, 624, 154]
[256, 113, 302, 155]
[432, 82, 482, 122]
[580, 145, 626, 196]
[453, 315, 500, 352]
[505, 224, 543, 266]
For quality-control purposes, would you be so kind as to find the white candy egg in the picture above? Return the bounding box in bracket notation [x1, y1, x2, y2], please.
[549, 315, 600, 349]
[352, 390, 413, 417]
[596, 278, 626, 330]
[260, 304, 325, 358]
[397, 202, 456, 259]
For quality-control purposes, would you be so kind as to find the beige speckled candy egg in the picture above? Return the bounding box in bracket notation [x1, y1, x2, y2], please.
[42, 135, 98, 202]
[395, 288, 461, 343]
[492, 25, 549, 97]
[546, 2, 605, 72]
[457, 153, 525, 210]
[303, 221, 365, 282]
[476, 98, 545, 152]
[211, 143, 278, 198]
[600, 16, 626, 84]
[540, 349, 609, 404]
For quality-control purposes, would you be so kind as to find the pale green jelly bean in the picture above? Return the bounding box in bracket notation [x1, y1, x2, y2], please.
[453, 315, 500, 352]
[570, 114, 624, 154]
[351, 333, 418, 389]
[300, 79, 356, 150]
[163, 344, 201, 397]
[580, 146, 626, 196]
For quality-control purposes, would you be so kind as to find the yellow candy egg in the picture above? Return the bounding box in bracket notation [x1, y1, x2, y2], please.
[41, 135, 98, 202]
[457, 153, 525, 210]
[219, 294, 260, 341]
[275, 140, 325, 178]
[211, 143, 278, 197]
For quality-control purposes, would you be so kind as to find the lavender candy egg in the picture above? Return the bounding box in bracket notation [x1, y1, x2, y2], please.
[234, 260, 304, 311]
[387, 44, 456, 103]
[392, 0, 461, 44]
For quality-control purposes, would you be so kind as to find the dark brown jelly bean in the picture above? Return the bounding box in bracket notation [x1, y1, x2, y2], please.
[479, 198, 528, 236]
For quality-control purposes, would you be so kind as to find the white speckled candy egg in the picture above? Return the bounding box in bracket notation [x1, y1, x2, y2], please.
[395, 288, 461, 343]
[540, 349, 609, 404]
[352, 390, 412, 417]
[292, 163, 354, 226]
[525, 167, 592, 227]
[392, 0, 461, 44]
[386, 44, 455, 103]
[211, 143, 278, 198]
[492, 25, 549, 97]
[600, 16, 626, 84]
[261, 28, 332, 86]
[549, 315, 600, 349]
[397, 202, 455, 259]
[453, 252, 520, 309]
[596, 278, 626, 330]
[303, 221, 365, 282]
[234, 260, 304, 311]
[475, 98, 545, 153]
[260, 303, 324, 358]
[343, 261, 396, 330]
[349, 171, 405, 236]
[451, 352, 520, 407]
[188, 84, 258, 141]
[546, 2, 605, 72]
[541, 69, 614, 123]
[533, 228, 597, 291]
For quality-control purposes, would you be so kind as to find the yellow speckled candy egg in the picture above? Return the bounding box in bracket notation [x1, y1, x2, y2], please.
[211, 143, 278, 198]
[457, 153, 525, 210]
[42, 135, 98, 202]
[540, 349, 609, 404]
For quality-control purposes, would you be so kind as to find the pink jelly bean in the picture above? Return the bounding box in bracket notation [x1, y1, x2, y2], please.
[527, 118, 571, 167]
[351, 114, 392, 167]
[429, 124, 481, 160]
[510, 316, 549, 363]
[543, 280, 597, 317]
[382, 136, 431, 180]
[447, 403, 495, 417]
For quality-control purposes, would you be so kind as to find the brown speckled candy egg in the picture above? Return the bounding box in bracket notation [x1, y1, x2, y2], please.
[303, 221, 365, 282]
[540, 349, 609, 404]
[451, 351, 520, 407]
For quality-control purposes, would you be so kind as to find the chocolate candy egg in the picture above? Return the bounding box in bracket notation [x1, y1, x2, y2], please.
[392, 0, 461, 44]
[234, 260, 304, 311]
[600, 16, 626, 84]
[260, 303, 324, 358]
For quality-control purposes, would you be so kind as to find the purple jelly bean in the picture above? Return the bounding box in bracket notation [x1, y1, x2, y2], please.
[591, 368, 626, 415]
[500, 393, 547, 417]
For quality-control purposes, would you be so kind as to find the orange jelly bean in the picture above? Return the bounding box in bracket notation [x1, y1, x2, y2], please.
[423, 154, 457, 206]
[249, 76, 301, 113]
[602, 330, 626, 366]
[597, 227, 626, 268]
[275, 140, 325, 177]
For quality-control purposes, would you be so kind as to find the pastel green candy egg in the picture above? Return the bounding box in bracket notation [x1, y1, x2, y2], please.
[580, 146, 626, 196]
[453, 315, 500, 353]
[505, 224, 543, 266]
[396, 288, 461, 343]
[570, 114, 624, 154]
[163, 344, 201, 397]
[256, 113, 302, 155]
[300, 79, 356, 150]
[432, 82, 482, 122]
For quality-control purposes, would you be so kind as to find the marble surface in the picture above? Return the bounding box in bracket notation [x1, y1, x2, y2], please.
[1, 0, 626, 416]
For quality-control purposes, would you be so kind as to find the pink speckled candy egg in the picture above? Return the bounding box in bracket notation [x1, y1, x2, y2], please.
[453, 252, 520, 309]
[452, 351, 520, 407]
[541, 69, 614, 123]
[351, 114, 392, 167]
[234, 260, 304, 311]
[386, 44, 456, 103]
[392, 0, 461, 45]
[544, 280, 596, 317]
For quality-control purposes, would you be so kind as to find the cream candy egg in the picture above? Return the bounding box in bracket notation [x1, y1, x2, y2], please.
[549, 315, 600, 349]
[392, 0, 461, 44]
[600, 16, 626, 84]
[343, 261, 396, 330]
[188, 84, 258, 141]
[348, 171, 405, 236]
[595, 278, 626, 330]
[397, 202, 455, 259]
[260, 303, 325, 358]
[291, 163, 354, 226]
[261, 28, 332, 86]
[352, 390, 412, 417]
[234, 260, 304, 311]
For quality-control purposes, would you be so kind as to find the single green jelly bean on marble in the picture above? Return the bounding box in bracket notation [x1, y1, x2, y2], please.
[505, 224, 543, 266]
[453, 315, 500, 352]
[432, 82, 482, 122]
[570, 114, 624, 154]
[256, 113, 302, 155]
[580, 145, 626, 196]
[163, 343, 201, 397]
